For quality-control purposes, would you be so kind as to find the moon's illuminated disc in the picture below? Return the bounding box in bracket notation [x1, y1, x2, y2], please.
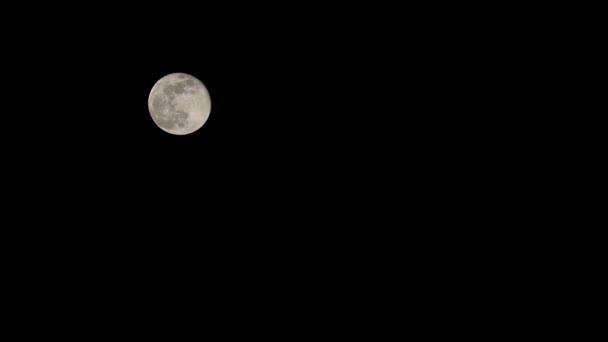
[148, 73, 211, 135]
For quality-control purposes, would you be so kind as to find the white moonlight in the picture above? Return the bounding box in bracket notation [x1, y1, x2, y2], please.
[148, 73, 211, 135]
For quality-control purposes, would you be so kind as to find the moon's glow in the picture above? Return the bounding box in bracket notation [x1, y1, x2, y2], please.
[148, 73, 211, 135]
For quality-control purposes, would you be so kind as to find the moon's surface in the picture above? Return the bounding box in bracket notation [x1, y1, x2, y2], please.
[148, 73, 211, 135]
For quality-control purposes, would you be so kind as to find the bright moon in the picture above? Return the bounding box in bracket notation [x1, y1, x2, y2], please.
[148, 73, 211, 135]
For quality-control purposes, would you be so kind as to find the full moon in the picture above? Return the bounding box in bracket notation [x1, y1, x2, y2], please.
[148, 73, 211, 135]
